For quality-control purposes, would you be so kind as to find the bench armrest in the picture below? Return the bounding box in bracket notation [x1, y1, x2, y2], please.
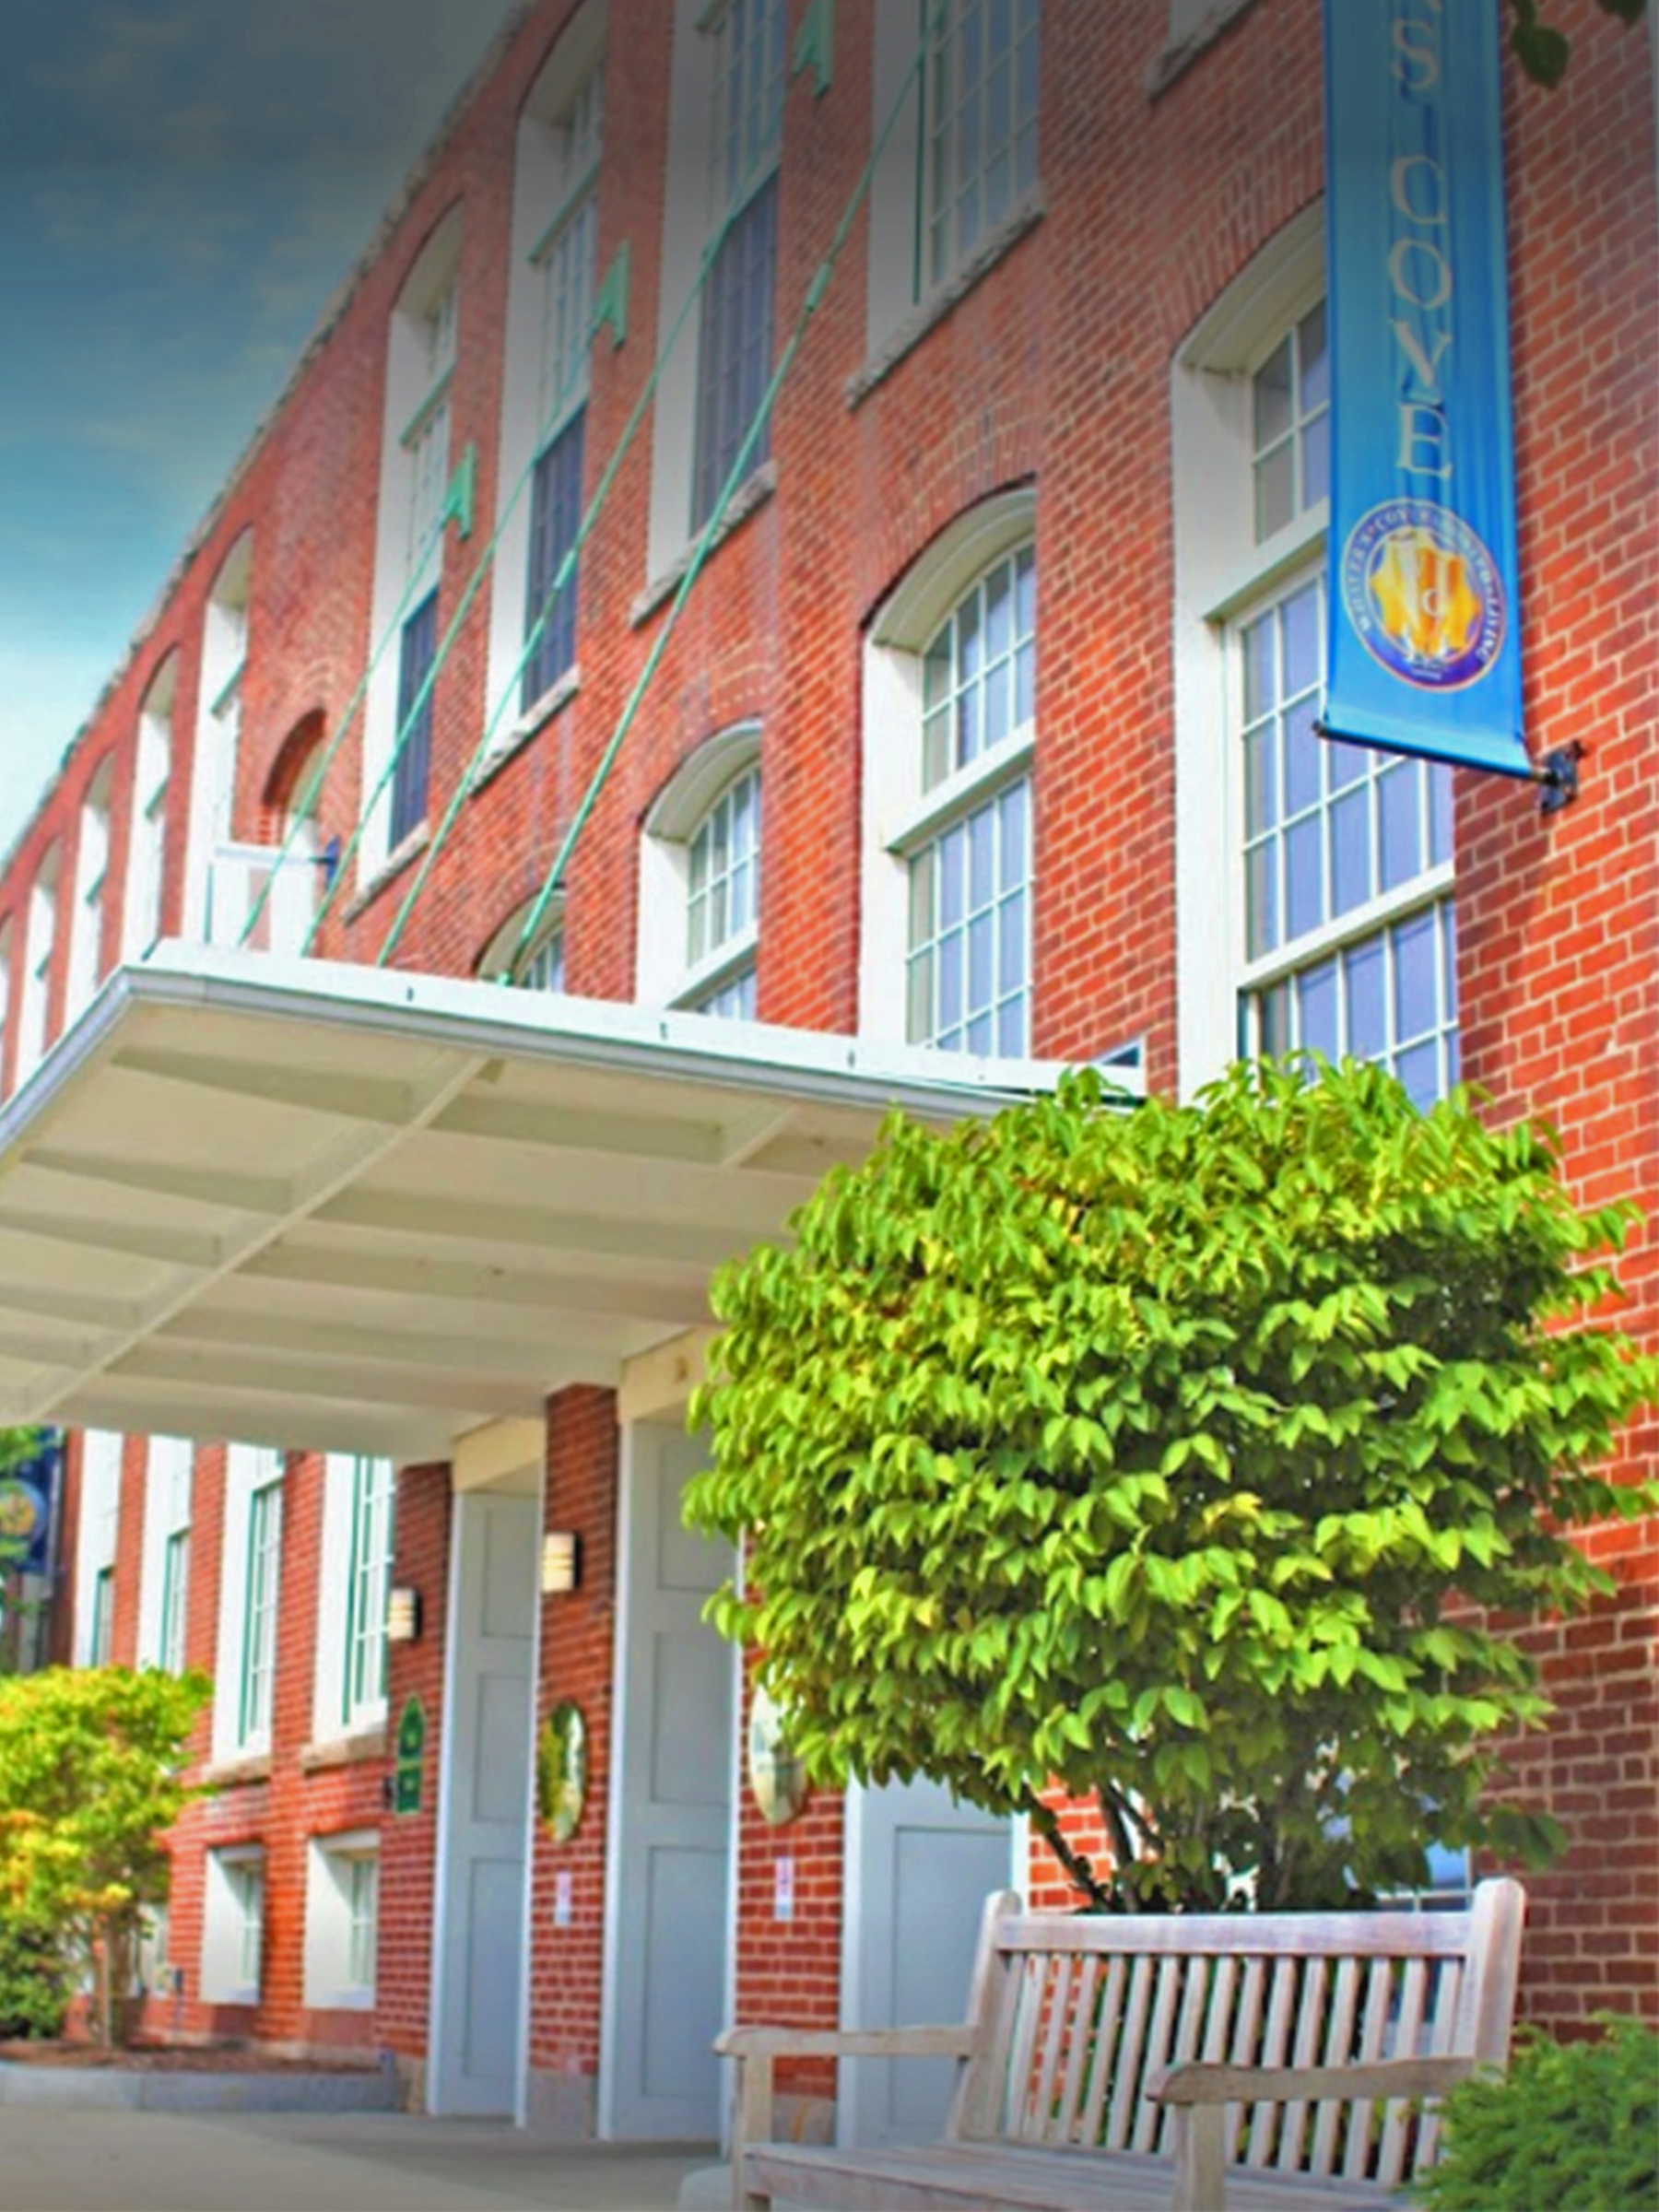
[1147, 2055, 1477, 2212]
[721, 2024, 977, 2208]
[1147, 2054, 1477, 2105]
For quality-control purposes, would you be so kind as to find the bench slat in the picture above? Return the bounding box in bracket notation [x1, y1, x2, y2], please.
[1311, 1957, 1362, 2177]
[1378, 1957, 1430, 2186]
[1105, 1955, 1156, 2149]
[1077, 1951, 1126, 2147]
[996, 1913, 1475, 1959]
[1053, 1952, 1100, 2145]
[748, 2139, 1404, 2212]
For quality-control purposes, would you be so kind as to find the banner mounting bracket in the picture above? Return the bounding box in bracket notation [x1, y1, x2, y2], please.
[1535, 741, 1583, 817]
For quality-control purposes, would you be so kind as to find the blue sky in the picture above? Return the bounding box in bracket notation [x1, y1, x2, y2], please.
[0, 0, 512, 858]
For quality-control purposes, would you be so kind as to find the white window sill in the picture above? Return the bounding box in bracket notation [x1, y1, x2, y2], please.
[306, 1985, 375, 2014]
[299, 1725, 388, 1774]
[1147, 0, 1266, 98]
[201, 1751, 273, 1788]
[668, 924, 760, 1012]
[343, 826, 431, 923]
[632, 462, 778, 627]
[847, 189, 1046, 411]
[470, 668, 582, 796]
[886, 727, 1035, 856]
[199, 1982, 261, 2008]
[1203, 503, 1327, 626]
[1239, 866, 1456, 995]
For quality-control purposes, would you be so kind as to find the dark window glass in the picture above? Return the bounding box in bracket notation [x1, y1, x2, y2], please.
[392, 589, 439, 846]
[523, 412, 586, 710]
[693, 171, 776, 529]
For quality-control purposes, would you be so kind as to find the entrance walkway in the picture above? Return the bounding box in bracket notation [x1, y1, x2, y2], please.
[0, 2108, 712, 2211]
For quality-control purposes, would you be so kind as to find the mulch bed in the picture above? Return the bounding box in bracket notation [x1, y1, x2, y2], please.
[0, 2039, 382, 2072]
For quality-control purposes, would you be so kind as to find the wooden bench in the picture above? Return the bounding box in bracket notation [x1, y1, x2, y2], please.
[719, 1877, 1524, 2212]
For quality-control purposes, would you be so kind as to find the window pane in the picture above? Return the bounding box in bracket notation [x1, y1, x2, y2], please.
[1297, 959, 1338, 1063]
[1330, 787, 1371, 915]
[1253, 336, 1293, 451]
[1285, 816, 1323, 941]
[1345, 935, 1386, 1061]
[922, 0, 1040, 293]
[1379, 762, 1421, 893]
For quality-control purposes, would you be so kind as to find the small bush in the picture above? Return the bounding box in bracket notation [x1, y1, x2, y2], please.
[0, 1912, 69, 2040]
[1419, 2013, 1659, 2212]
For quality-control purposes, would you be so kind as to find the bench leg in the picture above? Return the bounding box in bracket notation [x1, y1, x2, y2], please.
[1170, 2103, 1228, 2212]
[732, 2051, 775, 2211]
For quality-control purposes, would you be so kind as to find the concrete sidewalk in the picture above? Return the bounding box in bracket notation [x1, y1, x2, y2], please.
[0, 2107, 713, 2211]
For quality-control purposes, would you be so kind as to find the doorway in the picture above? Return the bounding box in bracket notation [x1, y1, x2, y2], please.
[429, 1488, 537, 2116]
[601, 1423, 735, 2139]
[840, 1777, 1015, 2147]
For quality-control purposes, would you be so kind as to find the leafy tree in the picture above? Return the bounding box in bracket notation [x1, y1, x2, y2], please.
[1509, 0, 1647, 88]
[0, 1666, 210, 2043]
[688, 1061, 1659, 1911]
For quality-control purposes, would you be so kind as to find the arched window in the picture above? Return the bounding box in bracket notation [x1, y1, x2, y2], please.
[0, 921, 13, 1099]
[478, 898, 566, 993]
[1172, 208, 1455, 1104]
[362, 211, 465, 875]
[649, 0, 784, 577]
[638, 725, 761, 1018]
[184, 534, 253, 941]
[486, 2, 605, 754]
[124, 656, 175, 960]
[860, 492, 1036, 1054]
[17, 843, 62, 1080]
[65, 759, 114, 1020]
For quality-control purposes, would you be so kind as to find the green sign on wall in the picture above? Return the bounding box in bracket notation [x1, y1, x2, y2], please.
[393, 1695, 427, 1816]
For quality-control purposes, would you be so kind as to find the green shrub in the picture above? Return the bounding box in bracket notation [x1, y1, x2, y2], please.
[0, 1912, 69, 2040]
[1419, 2013, 1659, 2212]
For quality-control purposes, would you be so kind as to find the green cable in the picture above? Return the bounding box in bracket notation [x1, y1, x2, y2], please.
[500, 0, 949, 982]
[371, 85, 810, 971]
[232, 497, 454, 947]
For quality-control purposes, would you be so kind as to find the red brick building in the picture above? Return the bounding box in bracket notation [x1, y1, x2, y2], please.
[0, 0, 1653, 2144]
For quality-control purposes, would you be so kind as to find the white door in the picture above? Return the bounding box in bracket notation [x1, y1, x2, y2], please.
[604, 1425, 735, 2139]
[841, 1778, 1014, 2147]
[432, 1492, 536, 2116]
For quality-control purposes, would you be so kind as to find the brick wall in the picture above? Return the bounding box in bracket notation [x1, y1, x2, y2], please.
[525, 1387, 618, 2135]
[1, 0, 1652, 2095]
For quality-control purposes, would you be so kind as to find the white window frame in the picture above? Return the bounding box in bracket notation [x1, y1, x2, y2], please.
[646, 0, 785, 582]
[0, 922, 12, 1100]
[361, 215, 464, 880]
[1171, 206, 1457, 1102]
[16, 847, 61, 1084]
[124, 659, 175, 961]
[303, 1830, 380, 2011]
[479, 898, 566, 993]
[212, 1444, 284, 1763]
[859, 491, 1036, 1046]
[636, 724, 762, 1014]
[863, 2, 1042, 367]
[72, 1429, 123, 1669]
[201, 1845, 265, 2005]
[65, 763, 113, 1023]
[312, 1454, 394, 1744]
[136, 1434, 194, 1673]
[486, 2, 605, 750]
[184, 535, 253, 944]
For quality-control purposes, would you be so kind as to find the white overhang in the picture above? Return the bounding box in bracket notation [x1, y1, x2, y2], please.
[0, 943, 1077, 1465]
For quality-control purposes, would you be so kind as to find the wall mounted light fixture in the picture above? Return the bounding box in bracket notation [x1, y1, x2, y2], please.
[386, 1585, 423, 1643]
[540, 1530, 581, 1595]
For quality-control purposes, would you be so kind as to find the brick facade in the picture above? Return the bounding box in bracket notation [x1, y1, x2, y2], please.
[1, 0, 1652, 2126]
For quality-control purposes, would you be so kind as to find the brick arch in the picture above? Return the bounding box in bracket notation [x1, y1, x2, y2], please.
[259, 709, 328, 838]
[853, 470, 1040, 639]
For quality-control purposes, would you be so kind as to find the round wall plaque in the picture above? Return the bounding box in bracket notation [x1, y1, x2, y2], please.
[747, 1683, 807, 1826]
[537, 1700, 588, 1841]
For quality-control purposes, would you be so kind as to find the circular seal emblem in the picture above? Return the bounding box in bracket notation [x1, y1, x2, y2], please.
[1341, 500, 1505, 691]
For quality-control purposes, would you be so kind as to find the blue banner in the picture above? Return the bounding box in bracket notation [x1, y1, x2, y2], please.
[1322, 0, 1530, 779]
[0, 1435, 61, 1577]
